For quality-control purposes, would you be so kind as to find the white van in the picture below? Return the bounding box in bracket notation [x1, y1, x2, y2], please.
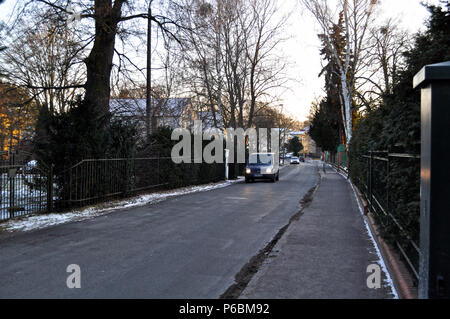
[244, 153, 280, 183]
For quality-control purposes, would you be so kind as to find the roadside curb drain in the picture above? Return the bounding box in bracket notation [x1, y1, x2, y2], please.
[220, 168, 321, 299]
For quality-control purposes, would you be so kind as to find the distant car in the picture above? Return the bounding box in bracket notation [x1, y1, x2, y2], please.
[245, 153, 279, 183]
[299, 156, 305, 163]
[290, 157, 300, 165]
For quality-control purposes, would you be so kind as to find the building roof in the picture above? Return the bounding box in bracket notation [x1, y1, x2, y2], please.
[289, 131, 306, 136]
[289, 126, 310, 138]
[110, 98, 191, 119]
[195, 110, 224, 129]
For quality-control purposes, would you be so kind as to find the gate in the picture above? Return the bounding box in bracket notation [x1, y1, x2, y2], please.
[0, 153, 51, 221]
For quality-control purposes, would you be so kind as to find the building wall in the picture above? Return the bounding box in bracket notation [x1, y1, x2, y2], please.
[288, 130, 319, 157]
[301, 134, 317, 155]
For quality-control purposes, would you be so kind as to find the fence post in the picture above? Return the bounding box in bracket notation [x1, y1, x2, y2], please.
[8, 169, 15, 219]
[338, 152, 341, 173]
[157, 156, 160, 185]
[386, 154, 390, 215]
[414, 61, 450, 299]
[47, 165, 54, 213]
[369, 150, 373, 213]
[225, 149, 229, 180]
[69, 165, 72, 204]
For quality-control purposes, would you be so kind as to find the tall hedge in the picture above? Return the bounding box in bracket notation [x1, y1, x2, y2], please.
[349, 2, 450, 274]
[141, 126, 225, 190]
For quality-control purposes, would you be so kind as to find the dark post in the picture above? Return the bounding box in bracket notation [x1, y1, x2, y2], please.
[386, 155, 390, 214]
[8, 153, 15, 219]
[157, 156, 160, 185]
[368, 151, 373, 212]
[8, 169, 15, 219]
[337, 152, 341, 173]
[47, 165, 54, 213]
[146, 2, 152, 140]
[413, 61, 450, 299]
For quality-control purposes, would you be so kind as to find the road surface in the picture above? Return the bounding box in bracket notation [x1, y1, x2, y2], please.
[0, 162, 318, 298]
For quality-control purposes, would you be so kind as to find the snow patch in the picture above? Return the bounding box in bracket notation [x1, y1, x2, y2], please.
[0, 178, 243, 233]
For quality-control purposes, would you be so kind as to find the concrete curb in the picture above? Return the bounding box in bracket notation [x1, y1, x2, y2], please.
[352, 184, 418, 299]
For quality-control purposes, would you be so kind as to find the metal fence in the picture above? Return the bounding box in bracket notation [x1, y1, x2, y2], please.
[1, 155, 225, 221]
[352, 151, 421, 282]
[57, 157, 225, 208]
[325, 150, 348, 174]
[0, 156, 51, 221]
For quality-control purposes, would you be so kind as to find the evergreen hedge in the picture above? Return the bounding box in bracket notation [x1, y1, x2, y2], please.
[349, 2, 450, 278]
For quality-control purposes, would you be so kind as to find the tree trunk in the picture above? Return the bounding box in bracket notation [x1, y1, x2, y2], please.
[84, 0, 125, 117]
[340, 72, 352, 148]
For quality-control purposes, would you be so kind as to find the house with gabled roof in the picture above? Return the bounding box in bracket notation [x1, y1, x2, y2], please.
[110, 98, 196, 131]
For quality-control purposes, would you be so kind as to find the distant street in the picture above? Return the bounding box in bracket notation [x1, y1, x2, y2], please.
[0, 163, 318, 298]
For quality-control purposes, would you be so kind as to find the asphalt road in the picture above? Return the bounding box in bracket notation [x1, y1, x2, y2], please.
[0, 162, 319, 298]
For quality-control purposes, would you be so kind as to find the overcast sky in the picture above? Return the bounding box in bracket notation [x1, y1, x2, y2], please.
[0, 0, 442, 121]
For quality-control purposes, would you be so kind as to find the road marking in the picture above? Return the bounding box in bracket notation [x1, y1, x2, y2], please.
[226, 197, 248, 200]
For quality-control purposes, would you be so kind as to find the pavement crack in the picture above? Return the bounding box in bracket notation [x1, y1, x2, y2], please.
[220, 168, 321, 299]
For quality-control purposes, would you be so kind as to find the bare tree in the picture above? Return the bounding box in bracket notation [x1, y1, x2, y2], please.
[244, 0, 289, 128]
[178, 0, 288, 130]
[2, 0, 186, 118]
[355, 18, 410, 111]
[176, 0, 224, 127]
[300, 0, 378, 148]
[0, 12, 86, 113]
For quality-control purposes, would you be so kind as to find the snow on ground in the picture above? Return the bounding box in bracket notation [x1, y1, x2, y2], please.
[0, 178, 243, 233]
[1, 172, 49, 220]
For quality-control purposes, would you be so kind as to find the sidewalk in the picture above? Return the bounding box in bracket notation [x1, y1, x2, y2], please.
[241, 167, 397, 299]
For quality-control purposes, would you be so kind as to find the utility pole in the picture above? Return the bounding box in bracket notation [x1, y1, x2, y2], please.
[146, 1, 152, 141]
[218, 21, 222, 109]
[216, 2, 223, 129]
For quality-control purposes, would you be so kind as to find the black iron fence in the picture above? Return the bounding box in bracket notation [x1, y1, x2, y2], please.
[56, 157, 225, 209]
[1, 155, 225, 221]
[0, 164, 51, 221]
[350, 151, 420, 282]
[0, 152, 52, 221]
[325, 150, 349, 174]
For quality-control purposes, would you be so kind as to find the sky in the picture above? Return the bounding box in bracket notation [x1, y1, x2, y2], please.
[278, 0, 441, 122]
[0, 0, 443, 122]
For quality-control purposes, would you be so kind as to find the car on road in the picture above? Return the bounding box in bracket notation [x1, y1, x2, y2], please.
[245, 153, 279, 183]
[299, 155, 305, 163]
[290, 156, 300, 165]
